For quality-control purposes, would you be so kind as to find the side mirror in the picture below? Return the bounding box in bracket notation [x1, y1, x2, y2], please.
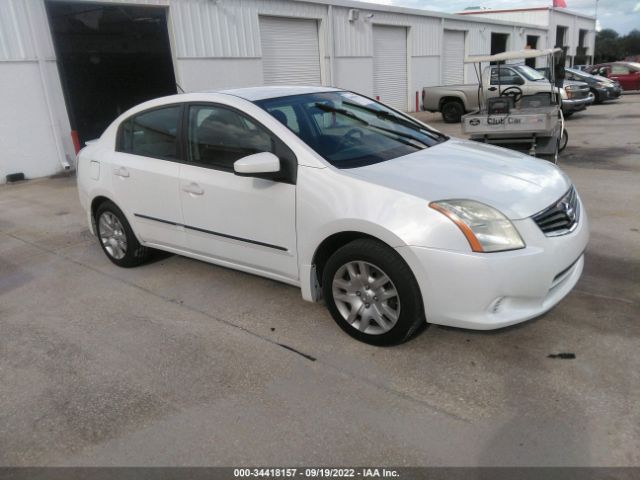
[513, 76, 525, 85]
[233, 152, 280, 176]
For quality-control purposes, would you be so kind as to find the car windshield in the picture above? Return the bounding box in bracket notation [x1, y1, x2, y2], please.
[514, 65, 548, 81]
[566, 68, 587, 79]
[256, 91, 447, 169]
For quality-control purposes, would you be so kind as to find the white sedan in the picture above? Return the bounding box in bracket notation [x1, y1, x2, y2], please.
[77, 86, 589, 345]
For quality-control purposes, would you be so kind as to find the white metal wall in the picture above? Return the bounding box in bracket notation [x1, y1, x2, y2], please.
[0, 0, 592, 183]
[458, 9, 550, 27]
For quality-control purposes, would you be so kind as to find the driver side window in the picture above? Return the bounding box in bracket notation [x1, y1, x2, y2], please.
[187, 105, 274, 171]
[490, 67, 522, 86]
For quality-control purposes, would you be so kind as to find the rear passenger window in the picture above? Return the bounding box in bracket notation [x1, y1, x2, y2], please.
[119, 106, 181, 160]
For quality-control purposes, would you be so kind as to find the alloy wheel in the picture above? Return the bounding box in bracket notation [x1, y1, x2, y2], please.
[98, 211, 128, 260]
[332, 261, 401, 335]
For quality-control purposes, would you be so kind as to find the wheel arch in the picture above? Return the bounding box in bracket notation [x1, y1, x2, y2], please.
[439, 95, 466, 111]
[90, 194, 143, 243]
[303, 224, 408, 303]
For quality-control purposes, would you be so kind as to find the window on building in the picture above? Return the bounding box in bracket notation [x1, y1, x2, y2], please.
[555, 26, 568, 48]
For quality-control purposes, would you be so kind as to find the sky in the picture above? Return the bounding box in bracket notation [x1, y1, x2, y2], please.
[367, 0, 640, 35]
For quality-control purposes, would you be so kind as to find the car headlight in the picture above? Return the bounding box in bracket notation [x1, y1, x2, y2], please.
[596, 82, 610, 88]
[430, 200, 525, 253]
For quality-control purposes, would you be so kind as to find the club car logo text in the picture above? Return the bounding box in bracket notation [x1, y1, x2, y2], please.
[487, 117, 522, 125]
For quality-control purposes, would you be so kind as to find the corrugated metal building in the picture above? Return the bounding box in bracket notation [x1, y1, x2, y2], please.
[458, 6, 597, 66]
[0, 0, 592, 183]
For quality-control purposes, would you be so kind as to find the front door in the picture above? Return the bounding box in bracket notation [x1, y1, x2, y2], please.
[179, 103, 298, 281]
[486, 66, 528, 100]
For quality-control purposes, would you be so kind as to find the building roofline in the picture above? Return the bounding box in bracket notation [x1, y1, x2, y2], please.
[291, 0, 547, 30]
[457, 6, 596, 21]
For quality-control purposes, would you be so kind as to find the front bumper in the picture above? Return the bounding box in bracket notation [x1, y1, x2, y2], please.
[396, 201, 589, 330]
[562, 96, 591, 113]
[608, 86, 622, 98]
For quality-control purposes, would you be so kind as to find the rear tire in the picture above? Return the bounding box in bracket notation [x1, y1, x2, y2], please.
[441, 101, 464, 123]
[322, 239, 427, 346]
[95, 201, 150, 268]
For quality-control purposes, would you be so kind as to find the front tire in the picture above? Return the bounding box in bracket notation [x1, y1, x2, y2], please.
[322, 239, 426, 346]
[95, 201, 150, 268]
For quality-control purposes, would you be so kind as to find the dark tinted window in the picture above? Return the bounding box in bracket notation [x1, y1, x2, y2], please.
[187, 105, 274, 171]
[119, 106, 181, 160]
[490, 67, 522, 85]
[257, 91, 445, 169]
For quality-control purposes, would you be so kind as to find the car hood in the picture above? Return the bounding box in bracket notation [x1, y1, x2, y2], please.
[343, 138, 571, 220]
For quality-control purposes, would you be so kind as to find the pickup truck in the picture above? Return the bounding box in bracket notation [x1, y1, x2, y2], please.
[423, 64, 592, 123]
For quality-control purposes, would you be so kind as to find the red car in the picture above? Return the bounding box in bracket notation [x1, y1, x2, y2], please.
[587, 62, 640, 91]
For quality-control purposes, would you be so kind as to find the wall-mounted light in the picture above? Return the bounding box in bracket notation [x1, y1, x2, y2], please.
[365, 13, 375, 21]
[348, 9, 360, 22]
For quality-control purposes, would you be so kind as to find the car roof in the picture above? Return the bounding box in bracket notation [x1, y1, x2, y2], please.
[212, 86, 342, 101]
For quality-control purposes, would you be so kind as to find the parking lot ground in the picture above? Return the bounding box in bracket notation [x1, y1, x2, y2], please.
[1, 95, 639, 467]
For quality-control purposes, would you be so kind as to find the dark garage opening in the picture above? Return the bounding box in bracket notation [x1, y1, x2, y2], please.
[46, 2, 177, 147]
[525, 35, 539, 68]
[490, 32, 509, 64]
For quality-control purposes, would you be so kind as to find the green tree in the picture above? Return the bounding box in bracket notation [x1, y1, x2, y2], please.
[595, 29, 621, 63]
[620, 29, 640, 58]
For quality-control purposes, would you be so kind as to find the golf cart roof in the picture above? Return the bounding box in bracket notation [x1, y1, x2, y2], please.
[465, 48, 562, 64]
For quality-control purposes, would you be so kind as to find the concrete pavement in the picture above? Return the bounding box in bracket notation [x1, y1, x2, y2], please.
[0, 94, 638, 466]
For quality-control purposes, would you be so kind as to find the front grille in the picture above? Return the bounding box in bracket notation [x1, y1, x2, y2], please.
[532, 186, 580, 236]
[570, 87, 589, 99]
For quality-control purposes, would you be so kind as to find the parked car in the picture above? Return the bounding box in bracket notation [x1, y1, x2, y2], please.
[586, 62, 640, 91]
[538, 67, 622, 103]
[423, 64, 591, 122]
[77, 87, 589, 345]
[572, 64, 589, 71]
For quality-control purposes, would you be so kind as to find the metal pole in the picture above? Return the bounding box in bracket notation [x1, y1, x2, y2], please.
[593, 0, 599, 64]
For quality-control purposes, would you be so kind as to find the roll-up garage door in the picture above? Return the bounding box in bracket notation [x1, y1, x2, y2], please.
[373, 25, 408, 111]
[443, 30, 465, 85]
[259, 16, 321, 86]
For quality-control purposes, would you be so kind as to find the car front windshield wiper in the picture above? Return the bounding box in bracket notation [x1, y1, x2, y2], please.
[313, 103, 431, 149]
[342, 101, 448, 140]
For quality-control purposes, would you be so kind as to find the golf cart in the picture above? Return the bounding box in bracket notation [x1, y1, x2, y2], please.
[461, 48, 568, 163]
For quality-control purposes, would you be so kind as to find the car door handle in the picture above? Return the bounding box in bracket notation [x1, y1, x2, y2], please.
[488, 87, 497, 91]
[182, 182, 204, 196]
[114, 167, 129, 178]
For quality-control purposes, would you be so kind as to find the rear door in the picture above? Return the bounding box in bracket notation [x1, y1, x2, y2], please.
[110, 105, 185, 249]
